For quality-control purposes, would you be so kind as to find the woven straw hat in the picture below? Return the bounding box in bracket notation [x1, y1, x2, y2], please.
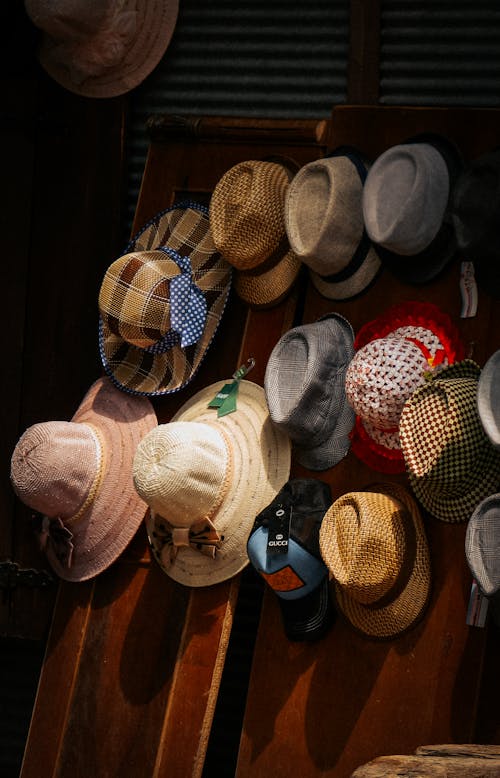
[209, 160, 302, 308]
[10, 377, 157, 582]
[264, 313, 355, 471]
[319, 482, 431, 639]
[24, 0, 179, 98]
[478, 350, 500, 449]
[285, 147, 381, 300]
[99, 202, 232, 396]
[362, 134, 462, 284]
[399, 360, 500, 523]
[346, 301, 465, 473]
[132, 380, 291, 587]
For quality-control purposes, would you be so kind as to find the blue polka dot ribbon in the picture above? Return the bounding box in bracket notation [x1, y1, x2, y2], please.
[146, 246, 207, 353]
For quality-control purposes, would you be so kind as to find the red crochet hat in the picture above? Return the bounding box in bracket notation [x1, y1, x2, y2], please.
[345, 301, 465, 473]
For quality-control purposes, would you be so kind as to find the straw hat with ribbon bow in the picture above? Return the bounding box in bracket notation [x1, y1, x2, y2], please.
[98, 202, 232, 396]
[132, 378, 291, 586]
[10, 377, 157, 581]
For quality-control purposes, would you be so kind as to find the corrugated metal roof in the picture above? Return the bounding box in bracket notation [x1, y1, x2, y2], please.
[380, 0, 500, 105]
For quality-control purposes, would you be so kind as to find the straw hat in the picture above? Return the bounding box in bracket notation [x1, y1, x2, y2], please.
[132, 380, 291, 587]
[362, 134, 463, 284]
[24, 0, 179, 98]
[451, 149, 500, 298]
[346, 301, 465, 473]
[319, 482, 431, 639]
[98, 202, 232, 396]
[264, 313, 355, 471]
[10, 377, 157, 581]
[209, 160, 302, 308]
[285, 147, 382, 300]
[478, 350, 500, 448]
[399, 360, 500, 522]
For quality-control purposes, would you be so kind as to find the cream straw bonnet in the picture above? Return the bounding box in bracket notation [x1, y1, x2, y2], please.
[132, 379, 291, 586]
[10, 377, 157, 581]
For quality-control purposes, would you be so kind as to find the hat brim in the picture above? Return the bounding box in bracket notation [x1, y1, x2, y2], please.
[234, 248, 302, 309]
[293, 387, 355, 471]
[47, 377, 157, 581]
[278, 576, 334, 641]
[478, 350, 500, 448]
[145, 380, 291, 586]
[37, 0, 179, 98]
[99, 204, 232, 396]
[331, 483, 431, 640]
[310, 245, 382, 301]
[349, 417, 406, 474]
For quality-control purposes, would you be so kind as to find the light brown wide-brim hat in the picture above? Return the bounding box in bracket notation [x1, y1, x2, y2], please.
[24, 0, 179, 98]
[99, 202, 232, 396]
[319, 482, 431, 639]
[10, 377, 157, 582]
[399, 360, 500, 523]
[209, 159, 302, 308]
[133, 380, 291, 587]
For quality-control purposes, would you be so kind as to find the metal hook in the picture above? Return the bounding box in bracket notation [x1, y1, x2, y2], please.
[232, 357, 256, 381]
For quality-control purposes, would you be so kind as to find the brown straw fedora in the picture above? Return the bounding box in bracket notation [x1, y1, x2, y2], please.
[319, 483, 431, 639]
[132, 380, 291, 587]
[209, 160, 302, 308]
[10, 377, 157, 582]
[24, 0, 179, 98]
[99, 202, 232, 396]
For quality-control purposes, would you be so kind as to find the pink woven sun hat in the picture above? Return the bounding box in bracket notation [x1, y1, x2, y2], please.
[345, 301, 465, 473]
[10, 377, 157, 581]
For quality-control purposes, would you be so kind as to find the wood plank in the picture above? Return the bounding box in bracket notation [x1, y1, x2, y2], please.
[236, 106, 500, 778]
[20, 118, 328, 776]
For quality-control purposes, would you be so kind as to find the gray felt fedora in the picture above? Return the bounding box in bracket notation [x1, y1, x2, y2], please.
[478, 350, 500, 449]
[465, 493, 500, 624]
[285, 147, 381, 300]
[264, 313, 355, 471]
[362, 134, 463, 284]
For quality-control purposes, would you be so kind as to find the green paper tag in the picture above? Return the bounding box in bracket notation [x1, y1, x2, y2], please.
[217, 381, 239, 416]
[208, 383, 236, 409]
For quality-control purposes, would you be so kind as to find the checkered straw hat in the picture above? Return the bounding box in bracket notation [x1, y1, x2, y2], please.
[209, 160, 302, 308]
[264, 313, 355, 471]
[284, 146, 381, 300]
[399, 360, 500, 523]
[319, 482, 431, 639]
[346, 301, 465, 473]
[99, 202, 232, 396]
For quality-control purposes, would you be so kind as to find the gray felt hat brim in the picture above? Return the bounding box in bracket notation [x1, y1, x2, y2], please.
[465, 493, 500, 597]
[478, 350, 500, 448]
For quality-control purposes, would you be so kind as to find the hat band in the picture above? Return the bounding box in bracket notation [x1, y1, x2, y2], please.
[64, 424, 107, 527]
[238, 232, 292, 277]
[363, 501, 417, 610]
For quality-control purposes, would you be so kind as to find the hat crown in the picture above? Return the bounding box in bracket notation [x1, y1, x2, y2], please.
[99, 250, 181, 347]
[363, 143, 449, 256]
[10, 420, 100, 519]
[210, 160, 289, 269]
[133, 421, 230, 528]
[323, 492, 406, 604]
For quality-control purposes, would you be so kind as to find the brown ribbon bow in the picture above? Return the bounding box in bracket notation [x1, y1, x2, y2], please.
[154, 515, 223, 566]
[36, 515, 74, 569]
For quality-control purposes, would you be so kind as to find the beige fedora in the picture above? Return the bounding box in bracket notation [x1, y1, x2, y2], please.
[319, 483, 431, 639]
[10, 377, 157, 581]
[24, 0, 179, 98]
[209, 160, 302, 308]
[133, 379, 291, 586]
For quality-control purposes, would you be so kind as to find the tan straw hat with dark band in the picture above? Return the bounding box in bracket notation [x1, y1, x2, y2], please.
[10, 377, 157, 582]
[132, 380, 291, 587]
[319, 482, 431, 640]
[209, 160, 302, 308]
[25, 0, 179, 98]
[99, 202, 232, 396]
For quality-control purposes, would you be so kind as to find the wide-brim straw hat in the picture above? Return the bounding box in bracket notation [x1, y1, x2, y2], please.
[209, 159, 302, 308]
[10, 377, 157, 581]
[451, 149, 500, 298]
[133, 379, 291, 587]
[25, 0, 179, 98]
[99, 202, 232, 396]
[319, 482, 431, 640]
[478, 350, 500, 448]
[399, 360, 500, 522]
[285, 146, 382, 300]
[347, 300, 465, 473]
[362, 133, 463, 284]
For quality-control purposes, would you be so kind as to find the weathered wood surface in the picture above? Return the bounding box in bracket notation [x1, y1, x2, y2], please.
[235, 106, 500, 778]
[352, 744, 500, 777]
[20, 117, 328, 778]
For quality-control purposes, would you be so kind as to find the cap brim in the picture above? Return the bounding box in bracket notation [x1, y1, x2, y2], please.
[278, 576, 334, 641]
